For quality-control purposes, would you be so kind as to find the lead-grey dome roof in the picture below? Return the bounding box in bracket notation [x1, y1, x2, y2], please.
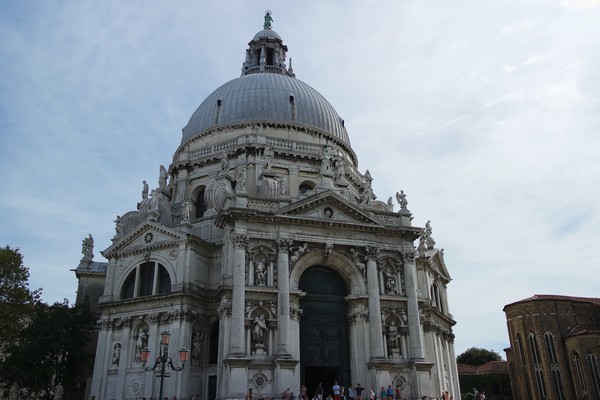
[181, 73, 350, 145]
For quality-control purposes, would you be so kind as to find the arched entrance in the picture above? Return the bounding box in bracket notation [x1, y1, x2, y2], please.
[299, 266, 350, 397]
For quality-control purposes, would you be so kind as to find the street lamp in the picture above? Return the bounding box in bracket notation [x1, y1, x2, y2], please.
[140, 330, 189, 400]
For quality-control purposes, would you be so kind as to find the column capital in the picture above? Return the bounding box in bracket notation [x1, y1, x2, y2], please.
[232, 234, 249, 249]
[277, 239, 291, 253]
[366, 245, 379, 261]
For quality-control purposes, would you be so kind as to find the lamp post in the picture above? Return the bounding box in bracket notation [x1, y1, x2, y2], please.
[140, 330, 189, 400]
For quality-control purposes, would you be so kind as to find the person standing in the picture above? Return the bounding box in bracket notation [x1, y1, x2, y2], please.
[347, 384, 355, 400]
[355, 384, 364, 400]
[333, 381, 341, 400]
[379, 387, 386, 400]
[316, 382, 324, 400]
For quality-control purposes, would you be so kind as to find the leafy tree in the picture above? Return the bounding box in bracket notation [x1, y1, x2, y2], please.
[0, 246, 41, 351]
[0, 300, 96, 400]
[457, 347, 502, 366]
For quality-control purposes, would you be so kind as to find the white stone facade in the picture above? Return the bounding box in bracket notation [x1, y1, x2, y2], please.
[76, 19, 460, 400]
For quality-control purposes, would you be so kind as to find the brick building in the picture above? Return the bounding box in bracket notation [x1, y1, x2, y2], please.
[503, 295, 600, 400]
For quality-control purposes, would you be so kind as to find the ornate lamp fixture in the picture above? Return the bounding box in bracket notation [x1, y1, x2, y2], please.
[140, 330, 189, 400]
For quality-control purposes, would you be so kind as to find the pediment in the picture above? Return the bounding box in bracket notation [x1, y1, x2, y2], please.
[102, 221, 187, 258]
[428, 249, 451, 282]
[275, 190, 384, 226]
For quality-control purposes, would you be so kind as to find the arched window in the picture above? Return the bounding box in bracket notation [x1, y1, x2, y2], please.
[573, 352, 587, 396]
[587, 352, 600, 396]
[299, 182, 315, 194]
[528, 332, 547, 398]
[195, 187, 207, 218]
[120, 261, 172, 299]
[544, 332, 564, 400]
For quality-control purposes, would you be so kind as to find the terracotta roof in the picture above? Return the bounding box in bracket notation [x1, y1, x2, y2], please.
[457, 361, 508, 375]
[504, 294, 600, 310]
[565, 325, 600, 337]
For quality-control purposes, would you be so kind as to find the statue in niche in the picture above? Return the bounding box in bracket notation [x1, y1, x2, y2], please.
[159, 165, 168, 189]
[350, 248, 366, 277]
[289, 242, 308, 265]
[254, 260, 267, 285]
[142, 180, 149, 199]
[81, 234, 94, 263]
[181, 201, 191, 222]
[383, 269, 397, 294]
[396, 190, 408, 210]
[387, 321, 401, 350]
[253, 314, 267, 345]
[192, 331, 204, 363]
[112, 343, 121, 366]
[135, 330, 148, 362]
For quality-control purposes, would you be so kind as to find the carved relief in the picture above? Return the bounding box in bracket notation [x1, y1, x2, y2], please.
[350, 247, 367, 282]
[205, 179, 235, 212]
[218, 298, 232, 318]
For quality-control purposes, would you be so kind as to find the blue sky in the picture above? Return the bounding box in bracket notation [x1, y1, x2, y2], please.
[1, 1, 599, 357]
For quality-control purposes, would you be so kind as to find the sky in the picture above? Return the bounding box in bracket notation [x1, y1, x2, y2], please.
[1, 1, 599, 358]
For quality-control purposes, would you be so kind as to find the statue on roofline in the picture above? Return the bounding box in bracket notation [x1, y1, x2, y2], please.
[264, 10, 273, 29]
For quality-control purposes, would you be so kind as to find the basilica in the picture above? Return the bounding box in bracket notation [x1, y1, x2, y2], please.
[74, 14, 459, 400]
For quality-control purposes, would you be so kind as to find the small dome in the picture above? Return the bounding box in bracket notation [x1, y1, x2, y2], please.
[253, 28, 282, 41]
[182, 73, 350, 146]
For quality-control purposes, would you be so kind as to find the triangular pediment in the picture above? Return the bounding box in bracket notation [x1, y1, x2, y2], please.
[102, 221, 187, 258]
[428, 249, 451, 282]
[275, 190, 384, 226]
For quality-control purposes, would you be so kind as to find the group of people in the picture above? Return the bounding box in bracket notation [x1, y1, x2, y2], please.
[290, 382, 402, 400]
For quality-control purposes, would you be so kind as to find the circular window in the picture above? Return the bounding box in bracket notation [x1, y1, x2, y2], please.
[322, 207, 334, 219]
[144, 233, 154, 244]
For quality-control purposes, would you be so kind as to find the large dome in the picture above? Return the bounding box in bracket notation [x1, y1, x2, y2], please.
[181, 73, 350, 145]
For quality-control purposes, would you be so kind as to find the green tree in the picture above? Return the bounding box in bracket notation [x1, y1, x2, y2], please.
[0, 300, 96, 400]
[0, 246, 41, 351]
[457, 347, 502, 366]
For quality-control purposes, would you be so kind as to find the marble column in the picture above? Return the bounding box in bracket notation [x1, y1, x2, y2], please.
[404, 249, 425, 360]
[230, 234, 248, 356]
[276, 240, 291, 357]
[366, 245, 385, 359]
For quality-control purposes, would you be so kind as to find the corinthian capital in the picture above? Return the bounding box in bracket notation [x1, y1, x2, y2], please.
[365, 245, 379, 261]
[232, 234, 249, 249]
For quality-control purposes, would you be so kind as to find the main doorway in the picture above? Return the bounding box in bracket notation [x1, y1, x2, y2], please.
[299, 267, 350, 397]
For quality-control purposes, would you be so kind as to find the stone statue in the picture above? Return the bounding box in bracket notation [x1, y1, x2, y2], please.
[181, 201, 191, 222]
[159, 165, 168, 189]
[254, 260, 267, 285]
[383, 269, 397, 294]
[81, 234, 94, 263]
[396, 190, 408, 210]
[220, 152, 230, 172]
[149, 190, 160, 212]
[387, 197, 394, 211]
[142, 180, 149, 199]
[192, 331, 204, 363]
[253, 314, 267, 345]
[263, 11, 273, 29]
[424, 220, 436, 249]
[289, 242, 308, 265]
[350, 248, 366, 276]
[236, 167, 247, 192]
[135, 330, 148, 362]
[320, 146, 333, 175]
[114, 215, 124, 236]
[359, 170, 375, 205]
[277, 175, 288, 196]
[387, 321, 400, 349]
[112, 343, 121, 366]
